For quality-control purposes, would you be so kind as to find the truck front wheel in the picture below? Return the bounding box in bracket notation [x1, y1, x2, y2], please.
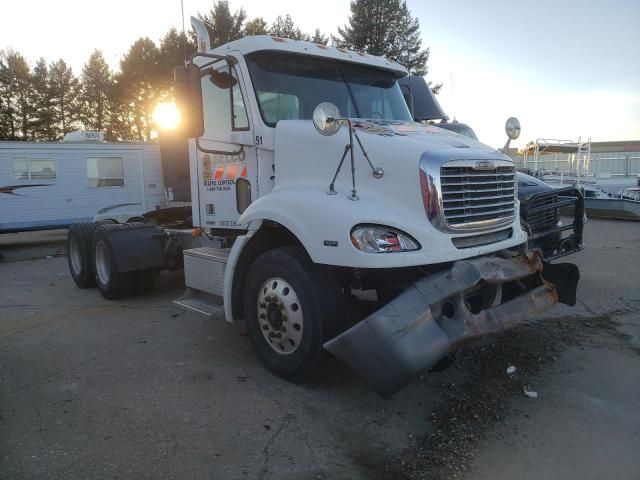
[244, 247, 343, 382]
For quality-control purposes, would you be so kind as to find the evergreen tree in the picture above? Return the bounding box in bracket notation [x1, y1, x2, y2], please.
[105, 80, 133, 142]
[159, 28, 196, 88]
[199, 0, 246, 48]
[0, 50, 32, 140]
[336, 0, 431, 76]
[0, 50, 13, 140]
[269, 14, 304, 40]
[243, 17, 268, 37]
[48, 59, 80, 138]
[78, 50, 112, 133]
[310, 29, 329, 45]
[30, 58, 55, 140]
[117, 37, 161, 141]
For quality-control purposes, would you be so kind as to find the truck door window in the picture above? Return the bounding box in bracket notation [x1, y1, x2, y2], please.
[202, 64, 249, 133]
[232, 73, 249, 130]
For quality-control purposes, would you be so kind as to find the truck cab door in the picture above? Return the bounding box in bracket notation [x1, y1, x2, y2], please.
[196, 60, 255, 230]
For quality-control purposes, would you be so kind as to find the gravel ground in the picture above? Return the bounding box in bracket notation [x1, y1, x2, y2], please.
[1, 219, 639, 479]
[396, 313, 637, 479]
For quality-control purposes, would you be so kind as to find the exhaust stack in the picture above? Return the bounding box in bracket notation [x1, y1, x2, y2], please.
[191, 16, 210, 53]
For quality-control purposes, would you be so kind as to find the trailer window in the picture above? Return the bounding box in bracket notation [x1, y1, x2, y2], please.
[12, 158, 56, 180]
[86, 157, 124, 187]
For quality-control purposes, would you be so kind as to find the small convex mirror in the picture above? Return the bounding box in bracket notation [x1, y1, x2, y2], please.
[505, 117, 521, 140]
[313, 102, 342, 136]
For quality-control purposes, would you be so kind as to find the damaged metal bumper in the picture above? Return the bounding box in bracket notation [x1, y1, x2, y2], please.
[324, 253, 579, 397]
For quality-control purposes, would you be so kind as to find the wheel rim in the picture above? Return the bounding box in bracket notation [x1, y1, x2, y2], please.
[257, 277, 303, 355]
[69, 235, 82, 275]
[95, 241, 111, 285]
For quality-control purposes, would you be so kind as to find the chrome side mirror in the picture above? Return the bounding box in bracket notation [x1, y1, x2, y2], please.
[313, 102, 342, 136]
[505, 117, 521, 140]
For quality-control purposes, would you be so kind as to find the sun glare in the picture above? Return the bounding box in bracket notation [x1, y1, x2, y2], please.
[153, 102, 181, 131]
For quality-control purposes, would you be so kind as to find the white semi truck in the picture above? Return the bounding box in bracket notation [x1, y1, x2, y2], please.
[65, 18, 580, 396]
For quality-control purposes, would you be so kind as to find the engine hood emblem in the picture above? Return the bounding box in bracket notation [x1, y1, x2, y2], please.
[474, 160, 495, 170]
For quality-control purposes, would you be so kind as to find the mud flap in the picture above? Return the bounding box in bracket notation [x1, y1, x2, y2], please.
[324, 254, 569, 397]
[542, 262, 580, 306]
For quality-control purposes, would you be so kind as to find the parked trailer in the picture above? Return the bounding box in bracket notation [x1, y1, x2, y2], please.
[65, 19, 580, 396]
[0, 132, 164, 233]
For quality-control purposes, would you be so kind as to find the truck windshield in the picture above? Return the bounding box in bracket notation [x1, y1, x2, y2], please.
[245, 51, 412, 127]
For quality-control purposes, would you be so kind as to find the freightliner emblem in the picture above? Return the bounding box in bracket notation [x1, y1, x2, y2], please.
[474, 160, 495, 170]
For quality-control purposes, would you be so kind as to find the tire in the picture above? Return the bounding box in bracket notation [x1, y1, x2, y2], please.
[131, 268, 160, 296]
[67, 222, 97, 288]
[91, 226, 135, 300]
[243, 246, 344, 382]
[66, 220, 117, 288]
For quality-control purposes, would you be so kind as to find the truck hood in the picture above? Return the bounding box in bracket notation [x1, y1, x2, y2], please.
[241, 119, 525, 269]
[348, 119, 496, 152]
[516, 172, 554, 198]
[272, 119, 510, 193]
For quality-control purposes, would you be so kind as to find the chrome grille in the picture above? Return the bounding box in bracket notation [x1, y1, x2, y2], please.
[440, 164, 516, 229]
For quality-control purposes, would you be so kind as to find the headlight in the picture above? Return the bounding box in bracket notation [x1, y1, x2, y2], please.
[350, 225, 420, 253]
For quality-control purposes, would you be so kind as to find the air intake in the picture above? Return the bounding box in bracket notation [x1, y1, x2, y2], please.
[440, 160, 516, 231]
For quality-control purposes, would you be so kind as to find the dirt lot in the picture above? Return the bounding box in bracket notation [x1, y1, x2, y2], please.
[1, 219, 639, 480]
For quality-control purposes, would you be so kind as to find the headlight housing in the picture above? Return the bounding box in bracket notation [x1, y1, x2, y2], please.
[419, 168, 439, 221]
[350, 225, 420, 253]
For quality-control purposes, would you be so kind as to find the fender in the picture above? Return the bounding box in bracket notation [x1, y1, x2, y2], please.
[222, 221, 261, 322]
[237, 185, 527, 268]
[105, 226, 165, 272]
[239, 191, 312, 255]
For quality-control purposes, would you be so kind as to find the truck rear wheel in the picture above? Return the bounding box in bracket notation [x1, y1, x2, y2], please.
[67, 220, 116, 288]
[92, 227, 134, 299]
[243, 247, 344, 382]
[67, 223, 96, 288]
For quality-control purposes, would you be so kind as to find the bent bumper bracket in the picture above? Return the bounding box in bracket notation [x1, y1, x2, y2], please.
[324, 253, 576, 397]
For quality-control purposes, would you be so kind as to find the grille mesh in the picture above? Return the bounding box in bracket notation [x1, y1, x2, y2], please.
[440, 164, 516, 228]
[526, 194, 559, 233]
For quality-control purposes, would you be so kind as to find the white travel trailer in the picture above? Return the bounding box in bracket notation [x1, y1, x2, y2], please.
[0, 132, 164, 233]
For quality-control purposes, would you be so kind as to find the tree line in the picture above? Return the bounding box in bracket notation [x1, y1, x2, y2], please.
[0, 0, 435, 142]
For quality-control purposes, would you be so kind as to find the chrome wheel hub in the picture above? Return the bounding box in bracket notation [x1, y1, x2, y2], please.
[69, 235, 82, 275]
[257, 277, 303, 355]
[95, 241, 111, 285]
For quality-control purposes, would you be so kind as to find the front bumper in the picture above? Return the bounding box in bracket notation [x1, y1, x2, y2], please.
[324, 253, 579, 397]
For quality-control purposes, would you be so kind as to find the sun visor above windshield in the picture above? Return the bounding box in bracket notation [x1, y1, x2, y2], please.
[211, 35, 408, 77]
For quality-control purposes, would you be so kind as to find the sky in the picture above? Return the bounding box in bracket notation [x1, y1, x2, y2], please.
[1, 0, 639, 148]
